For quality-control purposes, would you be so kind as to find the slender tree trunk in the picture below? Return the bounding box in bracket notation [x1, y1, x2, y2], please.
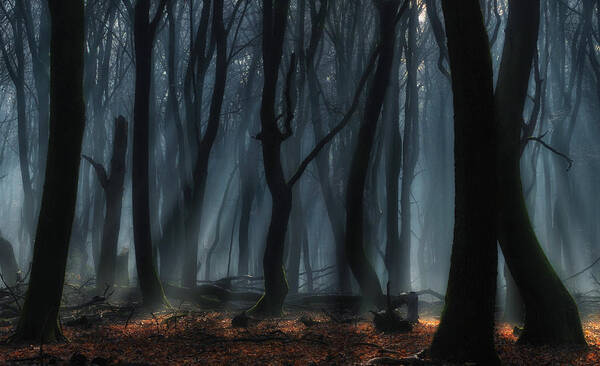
[429, 0, 498, 363]
[398, 2, 419, 292]
[93, 117, 128, 292]
[12, 0, 86, 342]
[248, 0, 293, 315]
[181, 0, 227, 288]
[132, 0, 168, 308]
[383, 25, 402, 293]
[344, 0, 403, 306]
[237, 48, 260, 276]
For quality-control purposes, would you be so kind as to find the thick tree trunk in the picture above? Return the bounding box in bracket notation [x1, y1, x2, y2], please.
[93, 117, 128, 292]
[429, 0, 499, 364]
[132, 0, 168, 309]
[12, 0, 86, 343]
[344, 0, 402, 306]
[495, 0, 585, 345]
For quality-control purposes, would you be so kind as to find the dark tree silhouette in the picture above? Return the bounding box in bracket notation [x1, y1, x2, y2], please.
[429, 0, 499, 364]
[11, 0, 86, 343]
[182, 0, 228, 288]
[84, 116, 128, 293]
[131, 0, 169, 308]
[344, 0, 406, 305]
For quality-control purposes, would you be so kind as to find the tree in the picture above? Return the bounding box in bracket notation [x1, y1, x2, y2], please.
[249, 0, 294, 315]
[250, 0, 380, 315]
[11, 0, 86, 343]
[0, 1, 36, 261]
[495, 0, 585, 345]
[428, 0, 499, 363]
[344, 0, 406, 305]
[181, 0, 228, 288]
[84, 116, 128, 293]
[397, 0, 419, 292]
[131, 0, 169, 308]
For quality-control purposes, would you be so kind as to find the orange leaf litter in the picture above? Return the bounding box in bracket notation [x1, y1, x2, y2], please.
[1, 312, 600, 365]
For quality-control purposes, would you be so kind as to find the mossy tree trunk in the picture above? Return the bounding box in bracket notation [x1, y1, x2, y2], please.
[11, 0, 86, 343]
[429, 0, 499, 364]
[495, 0, 585, 345]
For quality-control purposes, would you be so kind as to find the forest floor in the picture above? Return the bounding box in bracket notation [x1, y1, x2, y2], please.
[1, 304, 600, 365]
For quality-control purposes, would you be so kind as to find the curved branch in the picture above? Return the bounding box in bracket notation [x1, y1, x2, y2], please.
[288, 45, 380, 187]
[525, 136, 573, 171]
[82, 154, 109, 189]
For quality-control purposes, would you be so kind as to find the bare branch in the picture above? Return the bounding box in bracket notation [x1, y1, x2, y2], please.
[82, 154, 109, 189]
[288, 45, 380, 187]
[280, 52, 297, 141]
[525, 136, 573, 171]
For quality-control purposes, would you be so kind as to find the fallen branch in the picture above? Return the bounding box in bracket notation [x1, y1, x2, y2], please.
[61, 295, 106, 311]
[165, 284, 262, 303]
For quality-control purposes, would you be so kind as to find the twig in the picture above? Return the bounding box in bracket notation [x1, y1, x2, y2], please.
[563, 256, 600, 281]
[526, 136, 573, 171]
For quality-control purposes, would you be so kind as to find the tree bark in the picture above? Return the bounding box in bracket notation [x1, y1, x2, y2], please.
[248, 0, 293, 315]
[397, 2, 419, 292]
[90, 116, 128, 292]
[429, 0, 499, 363]
[344, 0, 405, 306]
[132, 0, 169, 308]
[12, 0, 86, 342]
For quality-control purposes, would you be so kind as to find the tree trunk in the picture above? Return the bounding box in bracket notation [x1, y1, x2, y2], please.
[248, 0, 292, 316]
[237, 48, 260, 277]
[495, 0, 585, 345]
[132, 0, 168, 309]
[398, 3, 419, 292]
[12, 0, 86, 342]
[344, 0, 402, 306]
[383, 30, 402, 294]
[429, 0, 499, 363]
[93, 117, 128, 292]
[181, 0, 227, 288]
